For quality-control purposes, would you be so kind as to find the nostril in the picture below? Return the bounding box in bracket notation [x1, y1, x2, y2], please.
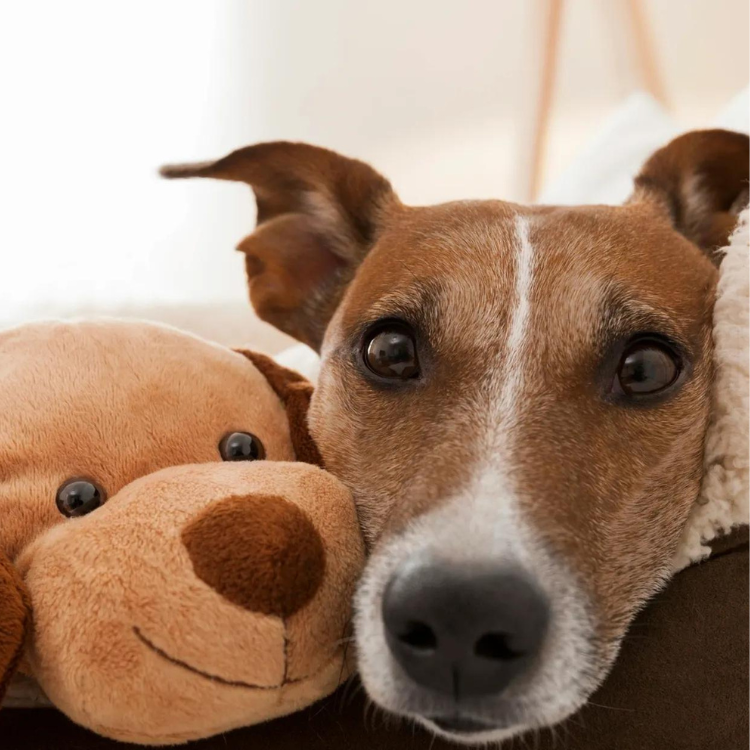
[474, 632, 524, 661]
[382, 562, 550, 698]
[398, 621, 437, 652]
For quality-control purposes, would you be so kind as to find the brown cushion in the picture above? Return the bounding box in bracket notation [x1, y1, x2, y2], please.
[1, 528, 746, 750]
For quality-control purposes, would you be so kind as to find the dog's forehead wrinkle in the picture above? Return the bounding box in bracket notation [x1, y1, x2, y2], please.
[363, 278, 445, 323]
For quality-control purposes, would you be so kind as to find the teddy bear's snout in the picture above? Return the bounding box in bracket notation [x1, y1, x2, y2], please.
[182, 493, 326, 619]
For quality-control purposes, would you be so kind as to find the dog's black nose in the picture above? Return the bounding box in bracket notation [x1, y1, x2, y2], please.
[382, 561, 549, 698]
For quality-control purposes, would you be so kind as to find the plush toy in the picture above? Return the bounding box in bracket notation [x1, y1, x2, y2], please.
[0, 319, 365, 745]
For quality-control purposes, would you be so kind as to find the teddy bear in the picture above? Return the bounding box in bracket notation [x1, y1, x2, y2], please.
[0, 318, 365, 745]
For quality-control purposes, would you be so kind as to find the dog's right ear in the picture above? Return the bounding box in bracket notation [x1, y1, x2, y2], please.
[0, 552, 31, 705]
[161, 142, 400, 350]
[630, 129, 749, 263]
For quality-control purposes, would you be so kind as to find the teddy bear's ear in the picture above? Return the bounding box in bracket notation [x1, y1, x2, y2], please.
[0, 552, 32, 705]
[235, 349, 324, 467]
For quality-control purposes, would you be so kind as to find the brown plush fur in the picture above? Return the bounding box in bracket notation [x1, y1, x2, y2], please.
[0, 554, 31, 704]
[182, 494, 326, 618]
[238, 350, 325, 467]
[0, 320, 365, 745]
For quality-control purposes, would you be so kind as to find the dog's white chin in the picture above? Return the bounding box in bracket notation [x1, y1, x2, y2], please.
[418, 719, 526, 746]
[359, 667, 590, 747]
[356, 623, 598, 747]
[353, 481, 606, 746]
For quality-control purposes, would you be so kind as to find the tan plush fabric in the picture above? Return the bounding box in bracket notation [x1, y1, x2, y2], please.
[0, 319, 295, 561]
[0, 319, 364, 745]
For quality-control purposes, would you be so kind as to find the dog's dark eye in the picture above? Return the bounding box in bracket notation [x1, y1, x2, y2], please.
[56, 479, 105, 518]
[363, 323, 420, 380]
[615, 339, 680, 396]
[219, 432, 265, 461]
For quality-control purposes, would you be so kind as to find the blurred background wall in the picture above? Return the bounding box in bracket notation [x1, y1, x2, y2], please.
[0, 0, 747, 341]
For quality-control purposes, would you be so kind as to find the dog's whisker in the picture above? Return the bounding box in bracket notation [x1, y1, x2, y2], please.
[586, 700, 635, 712]
[332, 635, 356, 646]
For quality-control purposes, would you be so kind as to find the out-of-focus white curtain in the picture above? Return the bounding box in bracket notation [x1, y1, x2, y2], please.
[0, 1, 267, 316]
[0, 0, 747, 325]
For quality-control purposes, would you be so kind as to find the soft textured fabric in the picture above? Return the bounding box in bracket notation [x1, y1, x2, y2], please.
[20, 463, 362, 745]
[182, 493, 327, 618]
[0, 319, 296, 563]
[0, 554, 31, 704]
[673, 208, 749, 570]
[237, 350, 324, 466]
[0, 320, 364, 745]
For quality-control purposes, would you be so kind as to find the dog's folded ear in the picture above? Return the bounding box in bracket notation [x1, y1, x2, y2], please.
[0, 552, 31, 705]
[235, 349, 324, 467]
[630, 129, 749, 262]
[161, 142, 400, 350]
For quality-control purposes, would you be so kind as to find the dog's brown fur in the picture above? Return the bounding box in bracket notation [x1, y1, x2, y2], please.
[161, 129, 748, 739]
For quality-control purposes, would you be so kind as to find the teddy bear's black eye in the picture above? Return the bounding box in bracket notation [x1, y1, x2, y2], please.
[219, 432, 265, 462]
[56, 479, 105, 518]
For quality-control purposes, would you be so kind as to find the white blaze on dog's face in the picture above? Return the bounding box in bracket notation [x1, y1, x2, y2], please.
[161, 130, 749, 743]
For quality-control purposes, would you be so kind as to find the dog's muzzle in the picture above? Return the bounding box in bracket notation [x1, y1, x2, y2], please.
[382, 560, 549, 700]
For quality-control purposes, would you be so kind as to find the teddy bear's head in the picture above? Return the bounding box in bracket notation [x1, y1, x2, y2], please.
[0, 319, 364, 745]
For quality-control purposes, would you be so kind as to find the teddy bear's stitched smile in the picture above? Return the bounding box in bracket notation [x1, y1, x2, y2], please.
[133, 626, 340, 690]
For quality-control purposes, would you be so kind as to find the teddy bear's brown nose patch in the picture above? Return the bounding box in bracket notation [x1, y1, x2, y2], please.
[182, 494, 325, 618]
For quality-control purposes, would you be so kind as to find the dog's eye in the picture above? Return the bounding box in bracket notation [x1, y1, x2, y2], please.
[56, 479, 105, 518]
[615, 339, 680, 396]
[219, 432, 265, 461]
[363, 323, 420, 380]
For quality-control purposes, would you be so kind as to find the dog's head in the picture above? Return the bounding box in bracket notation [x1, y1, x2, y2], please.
[162, 130, 749, 744]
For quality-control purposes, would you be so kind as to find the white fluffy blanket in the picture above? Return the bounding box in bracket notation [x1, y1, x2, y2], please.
[673, 208, 750, 570]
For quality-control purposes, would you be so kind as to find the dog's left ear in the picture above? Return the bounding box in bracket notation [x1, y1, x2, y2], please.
[235, 349, 323, 467]
[630, 129, 749, 262]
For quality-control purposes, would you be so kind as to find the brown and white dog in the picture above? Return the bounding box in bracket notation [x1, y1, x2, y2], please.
[161, 130, 749, 745]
